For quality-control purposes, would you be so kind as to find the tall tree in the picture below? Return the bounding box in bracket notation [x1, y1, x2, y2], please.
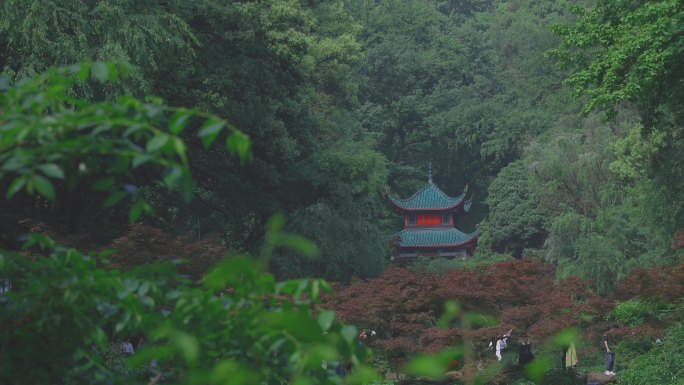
[165, 0, 390, 279]
[0, 0, 391, 281]
[479, 160, 546, 258]
[551, 0, 684, 231]
[0, 0, 195, 96]
[527, 121, 673, 293]
[348, 0, 582, 216]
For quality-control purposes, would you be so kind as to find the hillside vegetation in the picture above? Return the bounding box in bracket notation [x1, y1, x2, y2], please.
[0, 0, 682, 384]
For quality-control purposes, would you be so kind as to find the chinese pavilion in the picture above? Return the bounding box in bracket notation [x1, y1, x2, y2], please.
[388, 170, 477, 261]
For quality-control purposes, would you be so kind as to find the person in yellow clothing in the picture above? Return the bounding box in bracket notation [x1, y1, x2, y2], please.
[565, 342, 578, 372]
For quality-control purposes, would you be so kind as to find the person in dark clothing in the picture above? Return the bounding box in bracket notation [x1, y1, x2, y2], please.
[335, 360, 353, 377]
[335, 362, 346, 377]
[518, 339, 534, 367]
[602, 334, 615, 376]
[560, 345, 568, 369]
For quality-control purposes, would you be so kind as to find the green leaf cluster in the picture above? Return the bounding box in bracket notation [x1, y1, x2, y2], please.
[551, 0, 684, 232]
[0, 64, 245, 223]
[0, 237, 376, 385]
[479, 160, 546, 258]
[0, 65, 376, 385]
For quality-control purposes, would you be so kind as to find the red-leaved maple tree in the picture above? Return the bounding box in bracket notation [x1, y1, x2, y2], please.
[326, 259, 612, 359]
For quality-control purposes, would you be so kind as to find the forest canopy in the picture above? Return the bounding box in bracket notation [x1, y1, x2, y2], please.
[1, 0, 683, 384]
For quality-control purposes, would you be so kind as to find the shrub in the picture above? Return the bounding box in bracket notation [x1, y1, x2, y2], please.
[613, 337, 654, 372]
[618, 323, 684, 385]
[608, 298, 660, 327]
[0, 64, 375, 385]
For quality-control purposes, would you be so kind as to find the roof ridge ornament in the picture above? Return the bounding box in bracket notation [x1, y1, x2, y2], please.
[428, 162, 433, 184]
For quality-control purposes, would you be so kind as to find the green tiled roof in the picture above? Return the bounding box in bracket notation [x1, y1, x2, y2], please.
[389, 182, 465, 211]
[398, 228, 477, 247]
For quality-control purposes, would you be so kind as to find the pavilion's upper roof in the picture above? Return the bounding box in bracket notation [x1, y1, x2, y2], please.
[397, 227, 477, 248]
[389, 182, 466, 211]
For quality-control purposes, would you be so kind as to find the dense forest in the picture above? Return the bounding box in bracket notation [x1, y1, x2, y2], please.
[0, 0, 682, 384]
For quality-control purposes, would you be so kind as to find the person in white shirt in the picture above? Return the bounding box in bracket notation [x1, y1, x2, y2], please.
[121, 340, 134, 356]
[495, 329, 513, 361]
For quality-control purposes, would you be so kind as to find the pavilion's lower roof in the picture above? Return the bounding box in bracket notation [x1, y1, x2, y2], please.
[397, 227, 477, 248]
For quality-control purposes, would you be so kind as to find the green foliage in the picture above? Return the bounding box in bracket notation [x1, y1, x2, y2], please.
[609, 299, 662, 327]
[367, 381, 396, 385]
[0, 65, 377, 385]
[610, 122, 684, 235]
[410, 251, 513, 274]
[535, 368, 583, 385]
[350, 0, 581, 202]
[551, 0, 684, 231]
[522, 122, 675, 293]
[612, 337, 655, 372]
[158, 0, 389, 280]
[610, 123, 668, 181]
[0, 63, 244, 221]
[0, 242, 169, 384]
[1, 235, 377, 385]
[273, 129, 390, 281]
[0, 0, 195, 95]
[510, 379, 536, 385]
[480, 161, 546, 257]
[619, 324, 684, 385]
[97, 342, 150, 379]
[2, 0, 390, 281]
[402, 348, 462, 379]
[551, 0, 684, 125]
[276, 199, 389, 281]
[2, 1, 684, 383]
